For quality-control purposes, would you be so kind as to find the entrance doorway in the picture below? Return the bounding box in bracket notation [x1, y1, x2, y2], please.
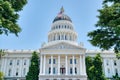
[60, 67, 65, 74]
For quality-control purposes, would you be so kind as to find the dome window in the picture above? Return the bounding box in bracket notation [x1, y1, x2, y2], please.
[67, 26, 69, 29]
[65, 35, 67, 40]
[56, 26, 58, 29]
[58, 35, 60, 40]
[59, 25, 60, 29]
[65, 25, 66, 29]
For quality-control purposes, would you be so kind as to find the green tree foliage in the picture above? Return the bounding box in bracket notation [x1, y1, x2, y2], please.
[0, 49, 5, 59]
[26, 51, 39, 80]
[113, 74, 120, 80]
[88, 0, 120, 54]
[0, 0, 27, 36]
[86, 54, 107, 80]
[85, 56, 94, 80]
[93, 54, 107, 80]
[0, 72, 4, 80]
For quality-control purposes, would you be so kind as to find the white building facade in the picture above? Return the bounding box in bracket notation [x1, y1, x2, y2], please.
[0, 7, 120, 80]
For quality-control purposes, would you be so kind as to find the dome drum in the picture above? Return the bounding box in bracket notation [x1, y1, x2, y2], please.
[48, 31, 77, 42]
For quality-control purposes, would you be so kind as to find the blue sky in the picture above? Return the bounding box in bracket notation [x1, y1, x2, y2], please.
[0, 0, 103, 50]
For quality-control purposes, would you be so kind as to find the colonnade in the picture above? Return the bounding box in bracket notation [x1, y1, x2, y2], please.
[40, 55, 86, 75]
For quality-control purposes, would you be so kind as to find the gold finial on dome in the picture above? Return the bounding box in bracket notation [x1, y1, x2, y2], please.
[60, 6, 64, 13]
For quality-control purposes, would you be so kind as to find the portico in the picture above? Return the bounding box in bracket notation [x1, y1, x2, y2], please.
[39, 52, 87, 80]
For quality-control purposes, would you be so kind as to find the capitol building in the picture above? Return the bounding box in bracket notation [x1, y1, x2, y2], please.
[0, 7, 120, 80]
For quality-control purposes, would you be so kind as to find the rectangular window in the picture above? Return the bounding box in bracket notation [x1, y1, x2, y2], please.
[70, 59, 72, 64]
[75, 67, 77, 74]
[115, 68, 118, 75]
[53, 59, 56, 64]
[114, 60, 117, 66]
[74, 59, 77, 64]
[17, 60, 19, 65]
[53, 67, 55, 74]
[24, 60, 27, 65]
[108, 68, 110, 73]
[49, 59, 51, 64]
[49, 67, 51, 74]
[106, 60, 109, 66]
[16, 68, 19, 76]
[70, 68, 72, 74]
[8, 69, 11, 76]
[9, 60, 12, 65]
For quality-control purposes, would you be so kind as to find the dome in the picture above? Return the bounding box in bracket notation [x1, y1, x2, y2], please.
[53, 14, 72, 23]
[53, 7, 72, 23]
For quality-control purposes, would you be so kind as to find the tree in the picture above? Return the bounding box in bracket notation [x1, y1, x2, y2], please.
[26, 51, 39, 80]
[113, 74, 120, 80]
[86, 54, 107, 80]
[93, 54, 107, 80]
[0, 49, 5, 80]
[0, 71, 4, 80]
[0, 49, 5, 69]
[0, 0, 27, 36]
[0, 49, 5, 59]
[85, 56, 94, 80]
[88, 0, 120, 55]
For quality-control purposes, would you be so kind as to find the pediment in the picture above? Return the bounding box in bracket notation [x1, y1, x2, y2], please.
[41, 41, 83, 50]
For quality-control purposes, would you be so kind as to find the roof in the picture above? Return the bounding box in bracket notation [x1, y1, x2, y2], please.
[53, 7, 72, 23]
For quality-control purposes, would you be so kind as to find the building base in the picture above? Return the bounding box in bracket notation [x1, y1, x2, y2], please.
[39, 75, 87, 80]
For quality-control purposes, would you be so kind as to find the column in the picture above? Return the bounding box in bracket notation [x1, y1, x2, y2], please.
[72, 55, 75, 75]
[51, 55, 53, 75]
[20, 58, 23, 77]
[80, 55, 82, 75]
[0, 58, 4, 72]
[43, 55, 46, 75]
[40, 55, 43, 74]
[83, 55, 86, 75]
[4, 58, 7, 75]
[111, 58, 115, 76]
[12, 59, 15, 76]
[65, 55, 68, 75]
[58, 55, 60, 75]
